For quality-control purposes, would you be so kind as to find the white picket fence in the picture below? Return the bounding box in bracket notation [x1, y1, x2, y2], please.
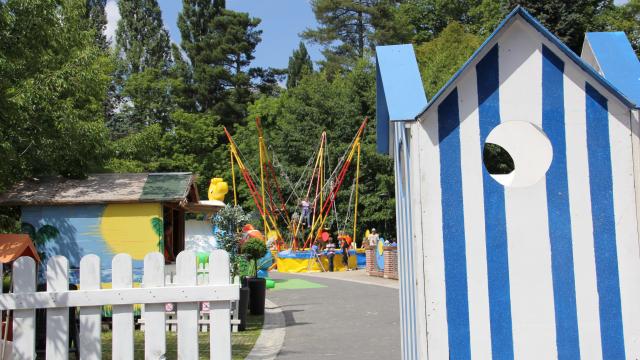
[0, 250, 239, 359]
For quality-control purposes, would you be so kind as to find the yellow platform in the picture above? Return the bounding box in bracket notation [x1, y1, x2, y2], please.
[276, 253, 357, 273]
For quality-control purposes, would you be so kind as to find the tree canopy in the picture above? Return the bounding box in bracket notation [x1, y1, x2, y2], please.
[1, 0, 638, 238]
[287, 42, 314, 88]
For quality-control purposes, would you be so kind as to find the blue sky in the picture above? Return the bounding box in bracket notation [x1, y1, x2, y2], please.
[105, 0, 322, 70]
[104, 0, 629, 69]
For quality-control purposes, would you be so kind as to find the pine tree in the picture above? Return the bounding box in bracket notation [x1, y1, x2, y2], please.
[302, 0, 375, 62]
[177, 0, 261, 127]
[302, 0, 406, 72]
[86, 0, 108, 50]
[286, 42, 313, 88]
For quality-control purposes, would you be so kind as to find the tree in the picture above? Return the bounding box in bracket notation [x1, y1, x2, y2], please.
[303, 0, 410, 73]
[241, 238, 267, 277]
[0, 0, 112, 190]
[369, 0, 414, 45]
[594, 0, 640, 55]
[86, 0, 108, 50]
[236, 58, 396, 237]
[213, 205, 253, 279]
[250, 67, 287, 96]
[398, 0, 482, 43]
[111, 0, 173, 137]
[506, 0, 614, 52]
[415, 21, 483, 98]
[178, 1, 262, 126]
[303, 0, 375, 62]
[286, 42, 314, 88]
[115, 0, 171, 74]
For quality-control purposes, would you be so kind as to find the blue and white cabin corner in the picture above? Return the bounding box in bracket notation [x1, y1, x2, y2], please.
[378, 6, 640, 360]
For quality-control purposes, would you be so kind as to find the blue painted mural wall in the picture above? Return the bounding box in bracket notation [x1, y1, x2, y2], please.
[21, 203, 163, 284]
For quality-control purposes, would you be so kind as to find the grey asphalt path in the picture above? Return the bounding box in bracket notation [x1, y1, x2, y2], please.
[267, 272, 400, 360]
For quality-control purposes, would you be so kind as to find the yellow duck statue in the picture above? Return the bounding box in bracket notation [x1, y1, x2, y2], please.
[208, 178, 229, 202]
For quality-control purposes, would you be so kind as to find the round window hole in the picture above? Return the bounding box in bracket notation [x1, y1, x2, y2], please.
[482, 121, 552, 187]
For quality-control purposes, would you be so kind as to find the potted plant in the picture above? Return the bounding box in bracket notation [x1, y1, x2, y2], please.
[212, 205, 251, 330]
[241, 238, 268, 315]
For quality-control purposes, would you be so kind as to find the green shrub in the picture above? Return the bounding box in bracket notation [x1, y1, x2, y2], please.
[241, 238, 267, 277]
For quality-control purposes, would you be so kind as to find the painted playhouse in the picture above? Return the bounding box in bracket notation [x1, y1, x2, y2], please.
[0, 172, 223, 284]
[377, 7, 640, 360]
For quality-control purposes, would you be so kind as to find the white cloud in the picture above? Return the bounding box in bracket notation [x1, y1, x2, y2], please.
[105, 0, 120, 45]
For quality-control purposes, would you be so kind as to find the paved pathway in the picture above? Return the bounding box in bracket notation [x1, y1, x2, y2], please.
[267, 271, 400, 359]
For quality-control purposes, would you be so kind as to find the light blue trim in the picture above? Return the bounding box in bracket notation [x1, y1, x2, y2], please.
[585, 32, 640, 106]
[417, 6, 638, 117]
[376, 44, 428, 154]
[394, 122, 419, 360]
[375, 45, 428, 122]
[376, 60, 391, 154]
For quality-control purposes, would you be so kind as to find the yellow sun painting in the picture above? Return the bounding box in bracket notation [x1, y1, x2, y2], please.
[100, 203, 162, 260]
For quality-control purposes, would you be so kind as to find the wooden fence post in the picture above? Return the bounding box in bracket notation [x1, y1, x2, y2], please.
[46, 256, 69, 359]
[12, 257, 36, 359]
[209, 250, 232, 360]
[177, 250, 198, 357]
[80, 254, 102, 360]
[143, 252, 166, 359]
[112, 254, 134, 358]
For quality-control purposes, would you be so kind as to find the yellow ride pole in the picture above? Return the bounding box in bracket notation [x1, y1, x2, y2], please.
[293, 136, 324, 246]
[309, 137, 324, 242]
[352, 141, 361, 246]
[259, 133, 268, 235]
[308, 136, 361, 244]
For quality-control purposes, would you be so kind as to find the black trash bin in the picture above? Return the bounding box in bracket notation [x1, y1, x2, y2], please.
[238, 286, 250, 331]
[247, 277, 266, 315]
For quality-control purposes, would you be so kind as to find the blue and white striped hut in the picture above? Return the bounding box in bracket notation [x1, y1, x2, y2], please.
[377, 7, 640, 360]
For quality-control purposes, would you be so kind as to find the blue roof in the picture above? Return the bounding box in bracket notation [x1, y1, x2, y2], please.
[585, 32, 640, 105]
[376, 45, 428, 121]
[375, 44, 427, 153]
[417, 6, 638, 117]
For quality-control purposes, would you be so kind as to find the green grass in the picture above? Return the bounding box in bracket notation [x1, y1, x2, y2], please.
[99, 314, 263, 359]
[270, 278, 326, 291]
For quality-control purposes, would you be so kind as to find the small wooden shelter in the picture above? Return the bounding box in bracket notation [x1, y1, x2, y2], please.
[0, 234, 40, 264]
[0, 173, 223, 283]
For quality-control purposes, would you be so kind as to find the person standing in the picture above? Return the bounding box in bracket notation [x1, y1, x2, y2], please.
[301, 198, 311, 227]
[367, 228, 380, 247]
[325, 238, 336, 272]
[340, 238, 350, 270]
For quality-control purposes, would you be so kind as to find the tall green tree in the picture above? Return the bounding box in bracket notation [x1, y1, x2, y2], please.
[398, 0, 481, 43]
[286, 42, 314, 88]
[506, 0, 614, 52]
[595, 0, 640, 55]
[112, 0, 173, 136]
[86, 0, 108, 50]
[415, 21, 483, 98]
[0, 0, 112, 190]
[115, 0, 171, 74]
[303, 0, 407, 73]
[178, 1, 262, 126]
[302, 0, 377, 62]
